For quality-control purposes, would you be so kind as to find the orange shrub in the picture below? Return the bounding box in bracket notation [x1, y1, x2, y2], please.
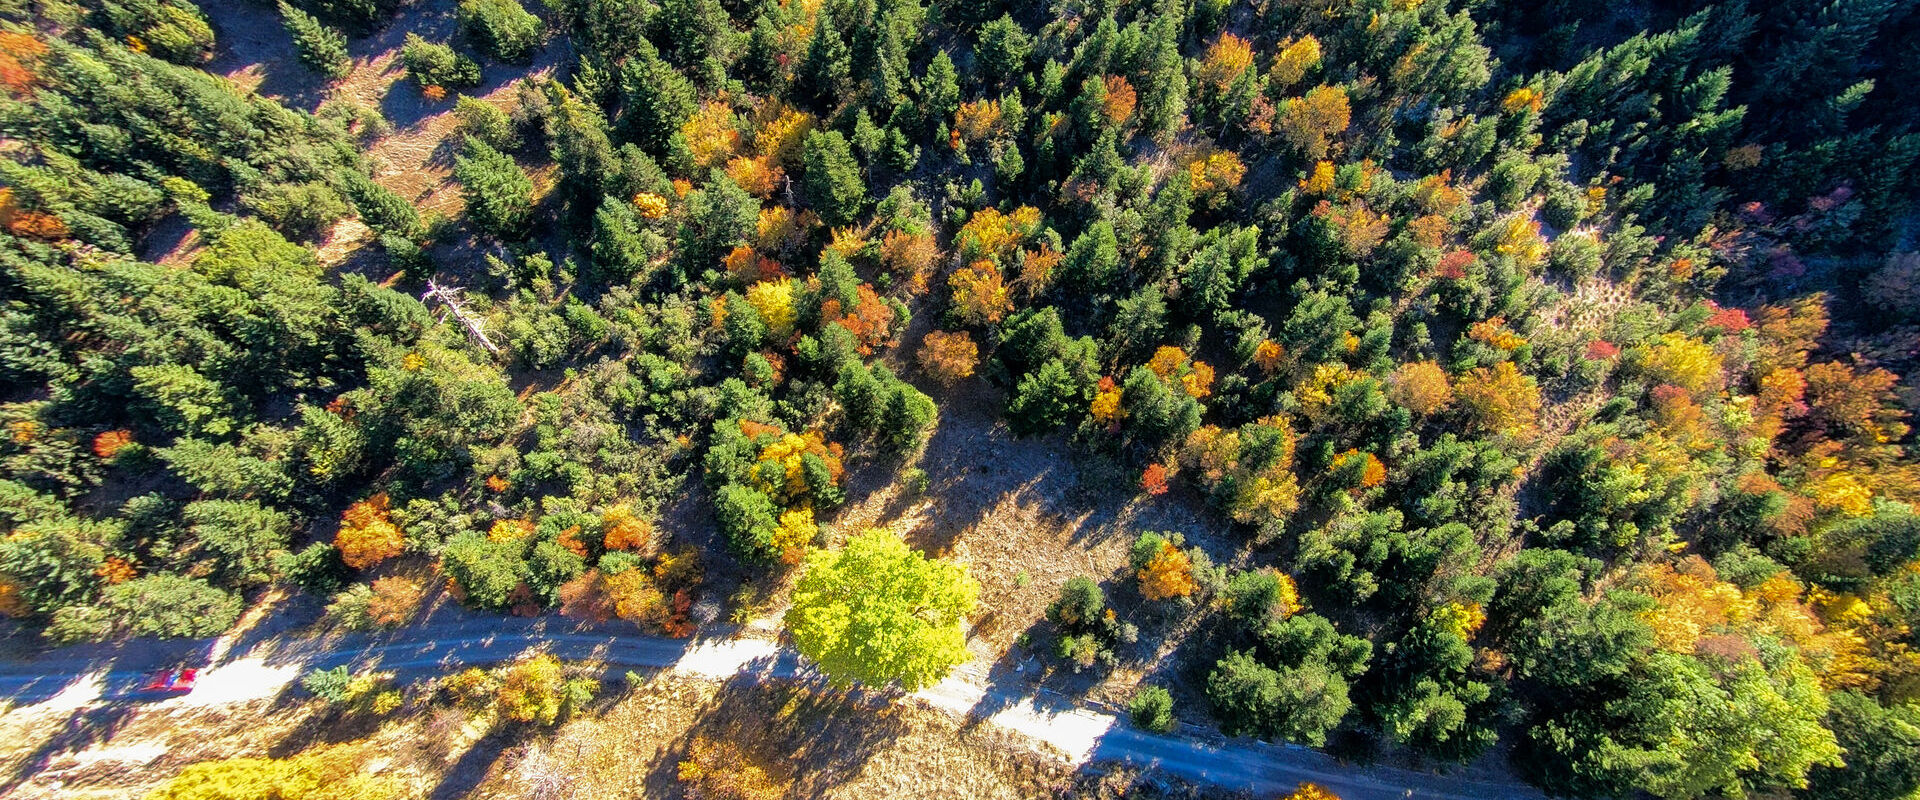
[367, 576, 425, 628]
[1102, 75, 1137, 123]
[1137, 542, 1196, 601]
[335, 494, 405, 570]
[93, 429, 134, 459]
[948, 260, 1012, 326]
[602, 504, 657, 553]
[917, 330, 979, 382]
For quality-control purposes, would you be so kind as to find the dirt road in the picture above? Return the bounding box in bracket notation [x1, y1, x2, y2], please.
[0, 616, 1536, 800]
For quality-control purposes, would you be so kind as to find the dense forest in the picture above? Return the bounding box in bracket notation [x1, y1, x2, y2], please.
[2, 0, 1919, 795]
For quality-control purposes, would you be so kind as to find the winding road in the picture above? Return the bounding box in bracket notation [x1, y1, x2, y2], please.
[0, 614, 1538, 799]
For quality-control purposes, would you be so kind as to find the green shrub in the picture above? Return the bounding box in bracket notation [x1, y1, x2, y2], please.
[400, 33, 481, 90]
[457, 0, 543, 64]
[1130, 686, 1175, 733]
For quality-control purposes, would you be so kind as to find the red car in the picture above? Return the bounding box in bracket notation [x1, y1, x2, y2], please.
[141, 668, 197, 693]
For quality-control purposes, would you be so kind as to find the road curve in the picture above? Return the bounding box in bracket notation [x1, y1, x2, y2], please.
[0, 616, 1538, 800]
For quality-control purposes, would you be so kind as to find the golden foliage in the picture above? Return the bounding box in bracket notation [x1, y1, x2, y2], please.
[1138, 542, 1197, 601]
[1299, 160, 1336, 195]
[1187, 151, 1246, 198]
[1640, 332, 1722, 394]
[1501, 86, 1542, 114]
[1090, 385, 1126, 425]
[633, 192, 669, 219]
[1277, 85, 1350, 160]
[603, 504, 657, 553]
[826, 226, 868, 260]
[1017, 244, 1062, 296]
[746, 280, 799, 338]
[95, 556, 135, 585]
[749, 426, 844, 501]
[725, 155, 785, 198]
[0, 578, 26, 618]
[821, 284, 896, 353]
[0, 188, 67, 240]
[682, 100, 741, 169]
[143, 743, 406, 800]
[772, 508, 817, 564]
[1435, 601, 1486, 640]
[679, 736, 784, 800]
[1269, 36, 1322, 90]
[1466, 316, 1527, 351]
[1253, 340, 1286, 374]
[1455, 361, 1541, 434]
[1805, 359, 1909, 446]
[1182, 418, 1303, 524]
[496, 653, 570, 725]
[1635, 557, 1870, 689]
[949, 260, 1013, 326]
[1145, 346, 1214, 398]
[1102, 75, 1137, 123]
[488, 518, 535, 542]
[1195, 34, 1254, 89]
[367, 576, 424, 628]
[1390, 361, 1452, 415]
[882, 229, 941, 292]
[0, 32, 49, 95]
[956, 205, 1042, 264]
[917, 330, 979, 382]
[92, 429, 133, 459]
[1492, 214, 1547, 267]
[1313, 200, 1390, 257]
[335, 494, 404, 570]
[603, 567, 667, 629]
[1282, 781, 1342, 800]
[755, 106, 815, 167]
[955, 99, 1003, 142]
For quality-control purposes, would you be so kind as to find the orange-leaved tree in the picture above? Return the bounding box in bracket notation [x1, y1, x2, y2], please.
[335, 494, 404, 570]
[917, 330, 979, 383]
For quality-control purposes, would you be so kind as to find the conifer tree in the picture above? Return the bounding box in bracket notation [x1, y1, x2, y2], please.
[796, 15, 851, 112]
[619, 41, 698, 156]
[279, 1, 350, 79]
[400, 33, 481, 90]
[458, 0, 544, 65]
[803, 130, 866, 227]
[454, 137, 534, 239]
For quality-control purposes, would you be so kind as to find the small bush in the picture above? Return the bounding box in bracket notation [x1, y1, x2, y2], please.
[400, 33, 481, 90]
[457, 0, 543, 64]
[1130, 685, 1175, 733]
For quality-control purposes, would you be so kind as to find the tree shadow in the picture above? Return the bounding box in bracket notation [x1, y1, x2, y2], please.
[201, 0, 332, 112]
[425, 724, 536, 800]
[637, 662, 910, 797]
[0, 702, 142, 797]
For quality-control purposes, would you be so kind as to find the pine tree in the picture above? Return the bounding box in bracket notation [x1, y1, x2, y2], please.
[679, 170, 760, 279]
[279, 1, 350, 79]
[619, 41, 697, 156]
[546, 83, 620, 205]
[1138, 5, 1187, 142]
[796, 14, 851, 112]
[803, 130, 867, 227]
[657, 0, 727, 68]
[920, 50, 961, 137]
[458, 0, 544, 65]
[589, 195, 656, 286]
[454, 136, 534, 239]
[400, 33, 480, 90]
[974, 14, 1031, 89]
